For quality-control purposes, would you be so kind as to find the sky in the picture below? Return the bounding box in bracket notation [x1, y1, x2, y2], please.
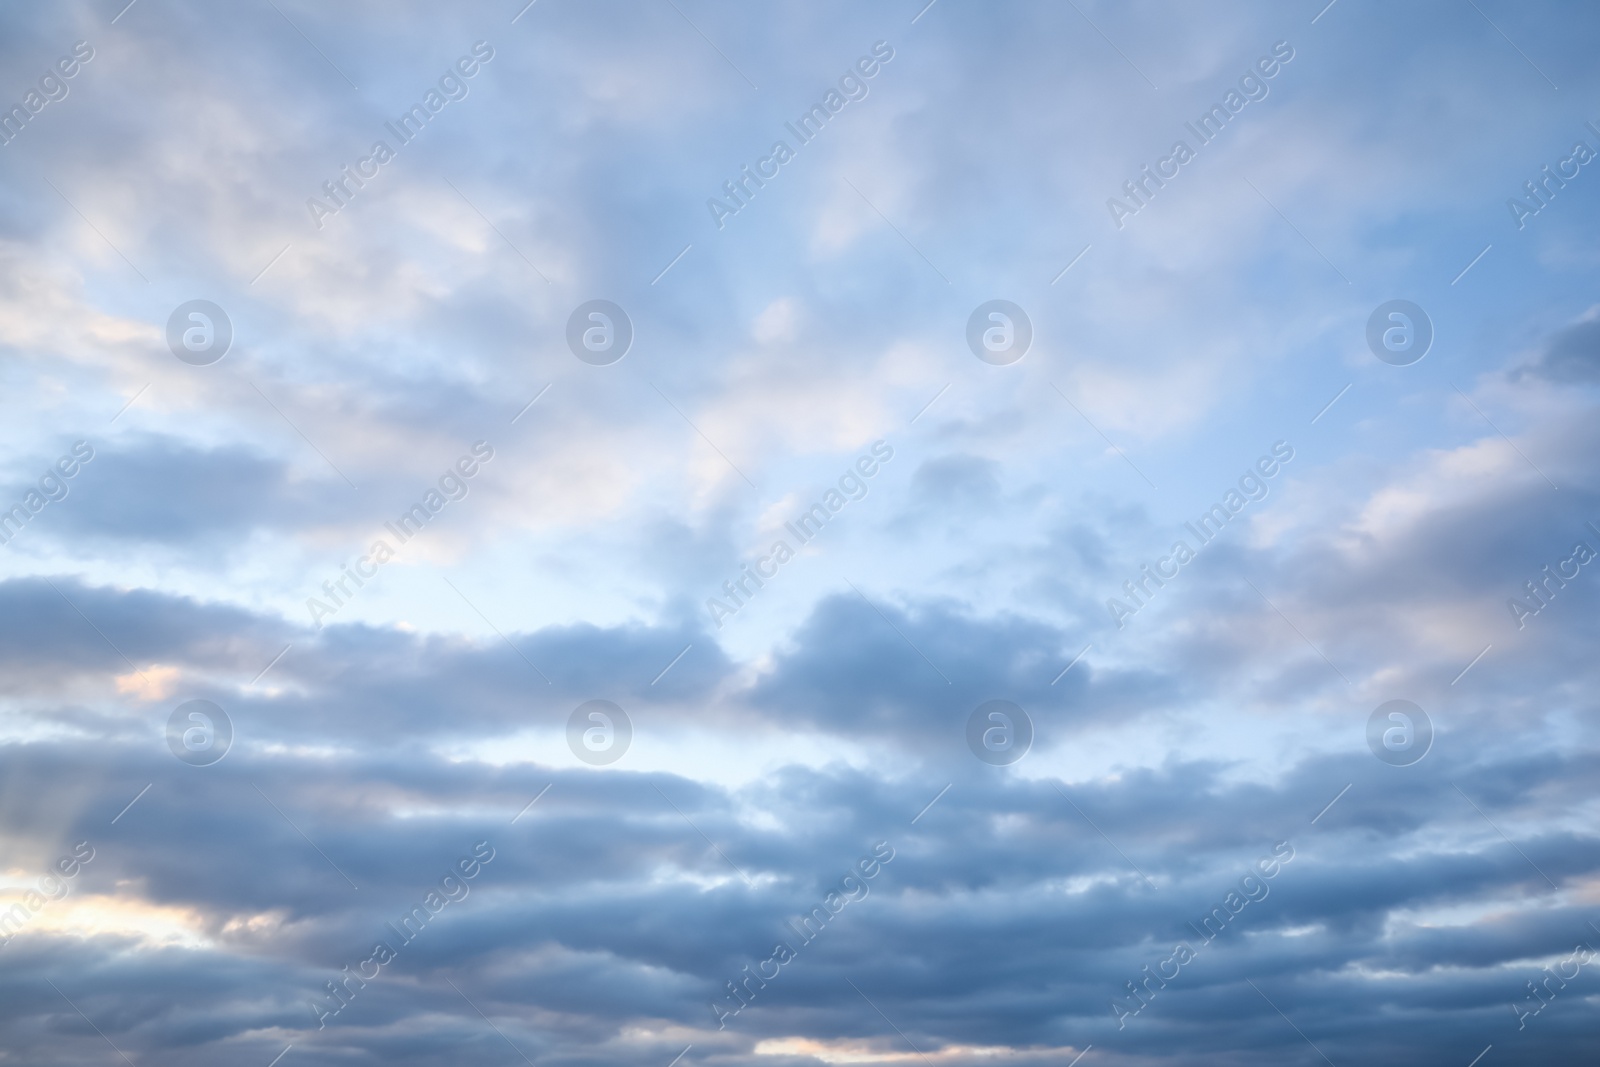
[1, 0, 1599, 1064]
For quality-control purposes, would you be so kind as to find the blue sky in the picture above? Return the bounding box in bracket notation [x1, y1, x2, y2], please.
[3, 0, 1600, 1064]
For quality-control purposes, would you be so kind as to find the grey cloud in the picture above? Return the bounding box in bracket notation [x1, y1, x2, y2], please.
[1522, 314, 1600, 384]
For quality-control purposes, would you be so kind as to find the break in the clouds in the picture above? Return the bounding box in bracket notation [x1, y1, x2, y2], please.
[2, 1, 1599, 1065]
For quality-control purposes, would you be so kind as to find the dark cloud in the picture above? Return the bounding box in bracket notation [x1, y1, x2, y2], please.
[1524, 315, 1600, 384]
[42, 437, 322, 544]
[4, 732, 1597, 1066]
[908, 454, 1002, 509]
[746, 592, 1168, 746]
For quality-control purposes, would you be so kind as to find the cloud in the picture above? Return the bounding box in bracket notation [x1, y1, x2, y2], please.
[1522, 309, 1600, 384]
